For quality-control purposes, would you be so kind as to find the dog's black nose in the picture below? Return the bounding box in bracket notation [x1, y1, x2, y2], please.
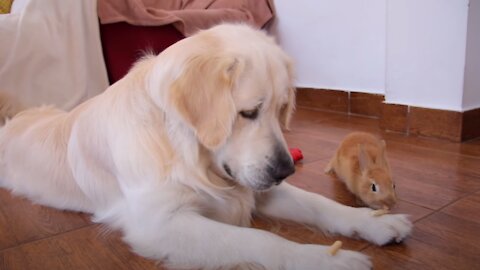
[268, 152, 295, 184]
[272, 164, 295, 184]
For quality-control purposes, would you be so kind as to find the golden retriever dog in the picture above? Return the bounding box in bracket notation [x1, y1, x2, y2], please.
[0, 24, 411, 270]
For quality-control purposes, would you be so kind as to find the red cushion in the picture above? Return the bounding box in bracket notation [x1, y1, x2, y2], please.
[100, 22, 185, 84]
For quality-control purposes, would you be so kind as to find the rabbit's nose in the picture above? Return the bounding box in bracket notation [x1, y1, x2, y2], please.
[382, 198, 397, 209]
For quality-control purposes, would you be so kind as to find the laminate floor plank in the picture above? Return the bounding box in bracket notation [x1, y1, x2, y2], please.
[0, 107, 478, 269]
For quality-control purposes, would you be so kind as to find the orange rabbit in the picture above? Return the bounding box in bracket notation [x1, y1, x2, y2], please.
[325, 132, 397, 210]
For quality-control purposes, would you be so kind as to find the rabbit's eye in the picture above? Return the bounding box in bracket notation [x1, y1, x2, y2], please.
[371, 183, 377, 192]
[393, 184, 396, 189]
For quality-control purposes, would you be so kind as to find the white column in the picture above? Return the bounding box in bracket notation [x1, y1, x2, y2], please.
[385, 0, 469, 111]
[269, 0, 386, 94]
[463, 0, 480, 111]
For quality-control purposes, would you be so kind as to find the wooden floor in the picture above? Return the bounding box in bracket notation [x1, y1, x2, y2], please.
[1, 107, 479, 270]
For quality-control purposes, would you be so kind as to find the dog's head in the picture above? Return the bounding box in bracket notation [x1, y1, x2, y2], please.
[158, 24, 295, 191]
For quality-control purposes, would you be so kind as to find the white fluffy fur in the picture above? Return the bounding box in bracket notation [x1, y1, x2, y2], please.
[0, 24, 412, 270]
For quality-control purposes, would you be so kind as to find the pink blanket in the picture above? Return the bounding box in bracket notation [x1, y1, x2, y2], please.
[98, 0, 275, 36]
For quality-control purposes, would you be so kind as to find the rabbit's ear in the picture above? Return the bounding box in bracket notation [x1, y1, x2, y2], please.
[358, 144, 371, 172]
[377, 140, 391, 171]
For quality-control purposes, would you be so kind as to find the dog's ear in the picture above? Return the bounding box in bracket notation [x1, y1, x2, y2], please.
[280, 60, 296, 130]
[280, 87, 296, 130]
[170, 54, 243, 150]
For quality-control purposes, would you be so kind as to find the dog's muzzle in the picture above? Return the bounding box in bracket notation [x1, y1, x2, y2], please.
[267, 147, 295, 185]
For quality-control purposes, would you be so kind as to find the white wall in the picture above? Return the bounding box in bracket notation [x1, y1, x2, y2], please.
[269, 0, 386, 94]
[463, 0, 480, 111]
[386, 0, 469, 111]
[271, 0, 480, 111]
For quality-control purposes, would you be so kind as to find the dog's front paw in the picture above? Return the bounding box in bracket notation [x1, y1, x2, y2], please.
[288, 245, 371, 270]
[356, 209, 413, 245]
[328, 249, 372, 270]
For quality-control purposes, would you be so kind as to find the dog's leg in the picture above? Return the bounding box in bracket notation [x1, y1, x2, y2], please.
[106, 188, 371, 270]
[256, 183, 412, 246]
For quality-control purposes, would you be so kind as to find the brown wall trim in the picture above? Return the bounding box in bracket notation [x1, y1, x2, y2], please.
[350, 92, 384, 118]
[408, 107, 462, 142]
[296, 88, 348, 113]
[296, 88, 480, 142]
[380, 103, 408, 133]
[462, 108, 480, 141]
[296, 88, 384, 118]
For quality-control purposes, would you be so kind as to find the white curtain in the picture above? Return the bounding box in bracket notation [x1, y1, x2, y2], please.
[0, 0, 109, 110]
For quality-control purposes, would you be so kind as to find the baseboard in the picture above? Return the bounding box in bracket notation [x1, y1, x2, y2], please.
[462, 108, 480, 141]
[404, 106, 462, 142]
[350, 92, 384, 118]
[296, 88, 384, 117]
[380, 103, 408, 133]
[296, 88, 349, 113]
[296, 88, 480, 142]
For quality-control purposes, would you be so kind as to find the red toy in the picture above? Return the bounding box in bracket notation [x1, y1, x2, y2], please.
[289, 148, 303, 163]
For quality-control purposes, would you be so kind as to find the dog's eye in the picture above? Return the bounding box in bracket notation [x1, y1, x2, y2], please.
[239, 107, 260, 120]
